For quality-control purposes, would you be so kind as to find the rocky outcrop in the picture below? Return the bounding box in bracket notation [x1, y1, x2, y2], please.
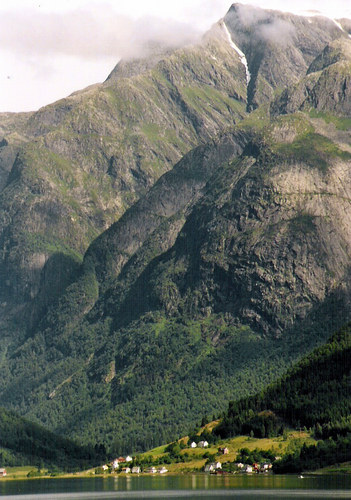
[271, 38, 351, 116]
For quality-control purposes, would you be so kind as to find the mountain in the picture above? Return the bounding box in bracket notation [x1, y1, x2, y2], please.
[1, 4, 351, 454]
[271, 37, 351, 115]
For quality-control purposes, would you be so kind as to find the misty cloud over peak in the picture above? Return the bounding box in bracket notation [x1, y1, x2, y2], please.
[225, 4, 296, 46]
[0, 5, 201, 61]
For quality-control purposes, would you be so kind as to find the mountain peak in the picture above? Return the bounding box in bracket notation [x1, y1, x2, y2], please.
[105, 43, 174, 82]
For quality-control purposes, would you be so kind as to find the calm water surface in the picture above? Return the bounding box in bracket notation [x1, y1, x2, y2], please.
[0, 474, 351, 499]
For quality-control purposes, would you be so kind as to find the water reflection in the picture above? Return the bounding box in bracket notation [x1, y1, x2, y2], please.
[0, 474, 350, 499]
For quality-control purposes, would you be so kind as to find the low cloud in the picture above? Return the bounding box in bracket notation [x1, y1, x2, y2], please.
[258, 18, 295, 45]
[226, 4, 295, 46]
[0, 5, 201, 62]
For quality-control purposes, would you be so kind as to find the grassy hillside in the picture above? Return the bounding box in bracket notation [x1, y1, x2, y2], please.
[134, 429, 316, 473]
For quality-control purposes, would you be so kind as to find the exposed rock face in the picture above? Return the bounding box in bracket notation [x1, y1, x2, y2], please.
[271, 38, 351, 116]
[85, 115, 351, 339]
[0, 112, 33, 190]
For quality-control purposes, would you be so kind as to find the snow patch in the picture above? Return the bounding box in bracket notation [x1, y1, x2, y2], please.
[332, 19, 346, 32]
[331, 19, 351, 39]
[222, 22, 251, 86]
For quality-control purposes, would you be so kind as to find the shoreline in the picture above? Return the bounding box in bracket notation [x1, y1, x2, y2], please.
[2, 468, 351, 481]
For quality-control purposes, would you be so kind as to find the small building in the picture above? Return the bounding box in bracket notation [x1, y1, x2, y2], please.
[117, 456, 126, 463]
[102, 464, 109, 471]
[245, 465, 253, 473]
[0, 469, 7, 477]
[235, 462, 244, 469]
[131, 466, 141, 474]
[198, 440, 209, 448]
[158, 467, 168, 474]
[125, 455, 133, 462]
[204, 462, 222, 472]
[121, 467, 131, 474]
[112, 460, 119, 470]
[144, 466, 157, 474]
[190, 441, 197, 448]
[218, 447, 229, 454]
[262, 463, 272, 471]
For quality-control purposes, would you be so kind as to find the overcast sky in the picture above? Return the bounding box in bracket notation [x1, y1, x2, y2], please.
[1, 0, 351, 113]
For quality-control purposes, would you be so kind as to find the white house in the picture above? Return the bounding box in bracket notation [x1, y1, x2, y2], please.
[198, 440, 209, 448]
[125, 455, 133, 462]
[112, 460, 119, 470]
[131, 466, 141, 474]
[262, 463, 272, 471]
[102, 464, 109, 471]
[245, 465, 253, 473]
[204, 462, 222, 472]
[144, 466, 157, 474]
[158, 467, 168, 474]
[190, 442, 197, 448]
[0, 469, 7, 477]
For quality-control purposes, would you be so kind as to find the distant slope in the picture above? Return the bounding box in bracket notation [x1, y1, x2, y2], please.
[214, 323, 351, 438]
[271, 37, 351, 116]
[0, 407, 103, 468]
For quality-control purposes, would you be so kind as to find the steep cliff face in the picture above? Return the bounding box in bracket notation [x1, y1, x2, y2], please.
[138, 121, 351, 336]
[0, 112, 33, 191]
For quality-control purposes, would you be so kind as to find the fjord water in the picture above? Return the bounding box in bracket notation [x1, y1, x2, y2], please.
[1, 475, 351, 499]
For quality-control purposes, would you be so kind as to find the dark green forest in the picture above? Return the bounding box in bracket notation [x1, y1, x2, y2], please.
[212, 323, 351, 471]
[0, 407, 104, 469]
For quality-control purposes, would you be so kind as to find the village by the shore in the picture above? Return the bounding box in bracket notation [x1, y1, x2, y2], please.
[101, 440, 274, 475]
